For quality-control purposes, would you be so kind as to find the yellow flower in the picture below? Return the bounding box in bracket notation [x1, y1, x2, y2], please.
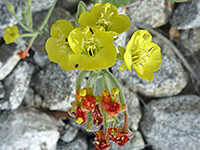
[78, 3, 130, 35]
[68, 26, 117, 71]
[45, 19, 76, 71]
[124, 30, 162, 81]
[4, 25, 19, 44]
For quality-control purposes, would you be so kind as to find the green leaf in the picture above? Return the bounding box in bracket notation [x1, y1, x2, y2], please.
[168, 0, 189, 3]
[92, 0, 132, 7]
[76, 1, 88, 21]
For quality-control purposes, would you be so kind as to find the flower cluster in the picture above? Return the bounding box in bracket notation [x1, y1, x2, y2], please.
[69, 87, 132, 149]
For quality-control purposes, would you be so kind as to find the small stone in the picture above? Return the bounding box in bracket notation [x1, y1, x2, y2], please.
[61, 124, 79, 143]
[127, 0, 171, 28]
[33, 62, 78, 111]
[0, 61, 34, 110]
[170, 0, 200, 30]
[0, 107, 62, 150]
[0, 82, 5, 99]
[140, 95, 200, 150]
[57, 136, 88, 150]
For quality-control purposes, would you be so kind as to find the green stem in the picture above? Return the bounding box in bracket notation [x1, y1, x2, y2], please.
[76, 71, 88, 90]
[103, 112, 108, 129]
[19, 33, 37, 37]
[86, 111, 93, 132]
[102, 69, 126, 105]
[102, 73, 112, 92]
[27, 0, 33, 28]
[28, 0, 57, 47]
[13, 13, 33, 32]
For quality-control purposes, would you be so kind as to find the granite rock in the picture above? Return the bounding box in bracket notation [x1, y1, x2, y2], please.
[33, 62, 78, 111]
[57, 136, 88, 150]
[0, 107, 61, 150]
[61, 123, 79, 143]
[140, 95, 200, 150]
[0, 61, 34, 110]
[127, 0, 171, 28]
[0, 82, 5, 99]
[0, 40, 26, 80]
[170, 0, 200, 29]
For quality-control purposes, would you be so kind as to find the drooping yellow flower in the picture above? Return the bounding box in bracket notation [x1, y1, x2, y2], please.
[124, 30, 162, 81]
[45, 19, 76, 71]
[4, 25, 19, 44]
[78, 3, 130, 35]
[68, 26, 117, 71]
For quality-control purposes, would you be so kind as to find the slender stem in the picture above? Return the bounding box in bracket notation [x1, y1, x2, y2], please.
[121, 113, 128, 132]
[86, 111, 93, 132]
[102, 69, 126, 104]
[39, 0, 57, 31]
[13, 13, 33, 32]
[102, 73, 112, 92]
[103, 112, 108, 129]
[27, 1, 33, 28]
[28, 34, 38, 46]
[76, 71, 88, 90]
[19, 33, 37, 37]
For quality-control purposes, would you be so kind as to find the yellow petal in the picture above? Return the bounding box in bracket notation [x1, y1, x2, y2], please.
[91, 3, 118, 21]
[142, 43, 162, 71]
[109, 14, 130, 34]
[59, 55, 76, 71]
[78, 11, 96, 26]
[45, 37, 68, 63]
[134, 64, 154, 81]
[50, 19, 74, 38]
[4, 25, 18, 44]
[124, 50, 132, 72]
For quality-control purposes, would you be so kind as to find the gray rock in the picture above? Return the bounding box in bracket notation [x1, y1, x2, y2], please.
[57, 136, 88, 150]
[127, 0, 171, 28]
[0, 82, 5, 99]
[57, 0, 80, 14]
[112, 31, 188, 97]
[0, 0, 55, 36]
[0, 40, 26, 80]
[0, 107, 61, 150]
[140, 95, 200, 150]
[110, 131, 145, 150]
[0, 61, 34, 110]
[33, 62, 78, 111]
[170, 0, 200, 30]
[61, 124, 79, 143]
[179, 28, 200, 53]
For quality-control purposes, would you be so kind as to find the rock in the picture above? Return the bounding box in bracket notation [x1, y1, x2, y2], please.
[0, 82, 5, 99]
[57, 135, 88, 150]
[140, 95, 200, 150]
[61, 124, 79, 143]
[170, 0, 200, 30]
[110, 131, 145, 150]
[0, 40, 26, 80]
[127, 0, 171, 28]
[57, 0, 80, 14]
[33, 62, 78, 111]
[0, 107, 61, 150]
[112, 30, 188, 97]
[0, 0, 55, 36]
[179, 28, 200, 53]
[0, 61, 34, 110]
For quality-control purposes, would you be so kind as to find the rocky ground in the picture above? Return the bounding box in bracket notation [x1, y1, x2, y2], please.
[0, 0, 200, 150]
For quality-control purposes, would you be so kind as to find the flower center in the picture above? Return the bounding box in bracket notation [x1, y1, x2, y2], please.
[96, 19, 111, 31]
[132, 46, 154, 65]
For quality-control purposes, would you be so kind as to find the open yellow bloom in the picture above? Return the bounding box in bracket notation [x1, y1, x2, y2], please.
[68, 26, 117, 71]
[45, 19, 76, 71]
[78, 3, 130, 35]
[124, 30, 162, 81]
[4, 25, 19, 44]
